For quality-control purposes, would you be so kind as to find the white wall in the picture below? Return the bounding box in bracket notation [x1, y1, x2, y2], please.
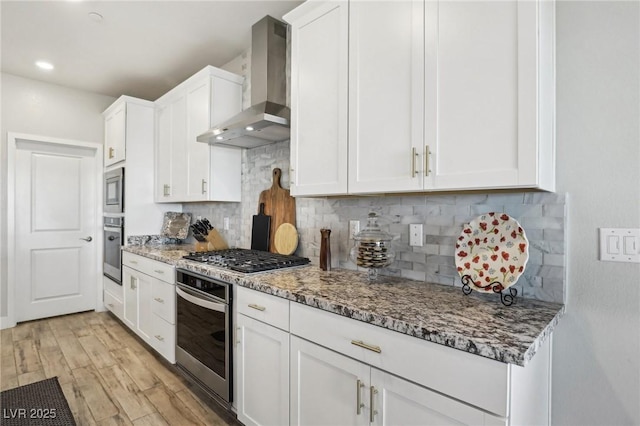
[554, 1, 640, 424]
[0, 73, 115, 319]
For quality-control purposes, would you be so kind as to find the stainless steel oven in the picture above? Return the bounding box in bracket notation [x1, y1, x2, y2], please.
[176, 269, 232, 403]
[104, 216, 123, 284]
[104, 167, 124, 213]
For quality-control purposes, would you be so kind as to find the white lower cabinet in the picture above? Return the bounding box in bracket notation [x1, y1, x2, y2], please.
[236, 286, 290, 426]
[121, 252, 176, 363]
[237, 314, 290, 426]
[290, 336, 504, 426]
[103, 276, 124, 321]
[290, 336, 369, 426]
[370, 369, 505, 426]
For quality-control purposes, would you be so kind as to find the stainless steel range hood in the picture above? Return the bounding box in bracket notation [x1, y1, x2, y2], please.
[197, 16, 290, 149]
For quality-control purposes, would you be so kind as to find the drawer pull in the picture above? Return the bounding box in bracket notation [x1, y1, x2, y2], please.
[107, 303, 114, 308]
[370, 386, 378, 421]
[129, 260, 138, 264]
[248, 304, 266, 311]
[153, 270, 164, 274]
[154, 297, 164, 304]
[351, 340, 381, 353]
[356, 379, 365, 415]
[155, 335, 164, 342]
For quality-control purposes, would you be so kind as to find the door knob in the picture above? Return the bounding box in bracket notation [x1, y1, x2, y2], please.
[80, 236, 93, 242]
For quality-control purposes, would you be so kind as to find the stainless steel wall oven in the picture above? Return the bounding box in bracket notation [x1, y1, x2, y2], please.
[176, 269, 232, 403]
[103, 216, 123, 284]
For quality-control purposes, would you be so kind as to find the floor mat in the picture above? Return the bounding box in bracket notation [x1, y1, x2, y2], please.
[1, 377, 76, 425]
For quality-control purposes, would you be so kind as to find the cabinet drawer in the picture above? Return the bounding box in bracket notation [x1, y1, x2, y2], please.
[152, 279, 176, 324]
[104, 290, 124, 320]
[122, 252, 175, 283]
[151, 316, 176, 363]
[290, 302, 509, 417]
[103, 275, 123, 300]
[237, 286, 290, 331]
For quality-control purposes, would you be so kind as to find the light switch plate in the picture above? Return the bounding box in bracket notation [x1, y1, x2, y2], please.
[409, 224, 423, 247]
[600, 228, 640, 263]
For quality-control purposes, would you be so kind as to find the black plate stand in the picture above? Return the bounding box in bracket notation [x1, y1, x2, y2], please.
[461, 274, 517, 306]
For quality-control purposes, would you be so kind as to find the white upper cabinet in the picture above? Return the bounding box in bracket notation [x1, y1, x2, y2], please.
[103, 99, 127, 166]
[285, 0, 555, 196]
[286, 1, 349, 196]
[348, 0, 426, 194]
[155, 66, 244, 203]
[426, 0, 555, 191]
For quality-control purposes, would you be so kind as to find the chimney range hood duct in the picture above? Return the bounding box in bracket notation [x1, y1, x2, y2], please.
[197, 16, 290, 149]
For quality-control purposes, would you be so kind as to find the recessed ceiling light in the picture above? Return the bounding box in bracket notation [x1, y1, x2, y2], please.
[88, 12, 103, 22]
[245, 126, 254, 131]
[35, 61, 54, 71]
[216, 136, 224, 140]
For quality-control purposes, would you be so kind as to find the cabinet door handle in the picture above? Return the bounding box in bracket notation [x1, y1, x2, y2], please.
[370, 386, 378, 421]
[356, 379, 365, 415]
[153, 270, 164, 274]
[351, 340, 381, 353]
[154, 297, 164, 304]
[201, 179, 207, 194]
[411, 147, 418, 177]
[163, 184, 170, 196]
[154, 335, 164, 342]
[425, 145, 431, 177]
[248, 303, 266, 311]
[130, 276, 137, 290]
[290, 168, 295, 186]
[109, 147, 115, 159]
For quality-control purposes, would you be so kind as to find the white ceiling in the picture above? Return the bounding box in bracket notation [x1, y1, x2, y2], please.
[1, 0, 303, 101]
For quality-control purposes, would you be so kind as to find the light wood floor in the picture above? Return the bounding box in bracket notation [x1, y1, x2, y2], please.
[0, 310, 238, 425]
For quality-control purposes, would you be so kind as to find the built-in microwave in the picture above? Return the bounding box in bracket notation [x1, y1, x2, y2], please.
[104, 167, 124, 213]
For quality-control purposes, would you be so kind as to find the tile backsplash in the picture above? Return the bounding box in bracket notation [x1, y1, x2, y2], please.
[182, 140, 567, 304]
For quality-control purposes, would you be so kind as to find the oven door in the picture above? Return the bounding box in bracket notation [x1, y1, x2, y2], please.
[176, 284, 231, 402]
[103, 225, 122, 284]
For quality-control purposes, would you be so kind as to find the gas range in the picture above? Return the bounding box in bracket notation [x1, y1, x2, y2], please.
[183, 248, 310, 274]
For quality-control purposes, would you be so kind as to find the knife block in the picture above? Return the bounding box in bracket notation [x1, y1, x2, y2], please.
[206, 229, 229, 250]
[194, 241, 214, 252]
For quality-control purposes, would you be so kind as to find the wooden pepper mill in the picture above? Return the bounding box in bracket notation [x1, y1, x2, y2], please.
[320, 229, 331, 271]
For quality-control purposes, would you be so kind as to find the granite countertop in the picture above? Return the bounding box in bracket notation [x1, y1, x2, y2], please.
[123, 244, 564, 367]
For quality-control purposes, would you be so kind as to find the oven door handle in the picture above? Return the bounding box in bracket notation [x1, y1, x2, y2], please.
[176, 286, 226, 313]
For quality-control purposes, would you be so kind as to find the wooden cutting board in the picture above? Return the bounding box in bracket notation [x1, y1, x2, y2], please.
[273, 223, 298, 255]
[258, 168, 296, 253]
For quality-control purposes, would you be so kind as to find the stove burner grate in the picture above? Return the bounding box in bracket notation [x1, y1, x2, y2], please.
[183, 248, 310, 273]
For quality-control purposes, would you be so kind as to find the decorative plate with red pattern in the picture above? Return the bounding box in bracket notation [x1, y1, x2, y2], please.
[455, 213, 528, 293]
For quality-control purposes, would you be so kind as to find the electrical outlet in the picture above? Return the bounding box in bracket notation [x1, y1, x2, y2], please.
[196, 215, 202, 221]
[349, 220, 360, 239]
[223, 217, 230, 230]
[409, 224, 423, 247]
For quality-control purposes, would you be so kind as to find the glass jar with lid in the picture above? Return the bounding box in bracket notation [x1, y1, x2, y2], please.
[349, 212, 396, 280]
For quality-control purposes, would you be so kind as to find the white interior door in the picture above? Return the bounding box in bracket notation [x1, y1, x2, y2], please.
[14, 137, 99, 322]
